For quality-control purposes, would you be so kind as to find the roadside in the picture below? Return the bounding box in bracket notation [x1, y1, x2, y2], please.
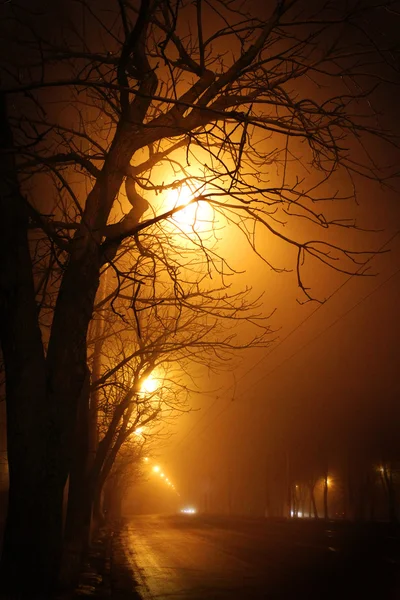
[109, 524, 141, 600]
[60, 523, 141, 600]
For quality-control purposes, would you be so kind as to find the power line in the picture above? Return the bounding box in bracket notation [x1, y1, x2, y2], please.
[191, 262, 400, 442]
[237, 263, 400, 400]
[173, 231, 399, 449]
[227, 229, 399, 391]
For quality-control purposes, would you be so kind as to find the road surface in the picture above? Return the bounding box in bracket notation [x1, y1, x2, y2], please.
[117, 515, 400, 599]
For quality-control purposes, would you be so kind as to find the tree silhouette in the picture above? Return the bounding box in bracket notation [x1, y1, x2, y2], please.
[0, 0, 399, 594]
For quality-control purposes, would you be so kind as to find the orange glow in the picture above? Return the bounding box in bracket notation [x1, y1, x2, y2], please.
[164, 184, 214, 233]
[141, 375, 159, 394]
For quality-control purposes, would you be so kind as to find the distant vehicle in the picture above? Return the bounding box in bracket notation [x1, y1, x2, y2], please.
[180, 507, 197, 514]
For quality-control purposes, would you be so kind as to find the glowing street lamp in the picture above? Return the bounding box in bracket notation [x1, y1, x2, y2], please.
[147, 459, 179, 495]
[164, 183, 213, 232]
[167, 184, 193, 211]
[141, 375, 159, 395]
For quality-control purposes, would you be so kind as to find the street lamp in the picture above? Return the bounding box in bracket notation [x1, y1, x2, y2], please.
[141, 375, 159, 395]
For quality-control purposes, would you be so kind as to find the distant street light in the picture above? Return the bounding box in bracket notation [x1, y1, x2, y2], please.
[147, 460, 179, 496]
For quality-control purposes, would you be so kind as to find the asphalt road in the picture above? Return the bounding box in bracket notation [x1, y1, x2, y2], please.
[118, 515, 400, 599]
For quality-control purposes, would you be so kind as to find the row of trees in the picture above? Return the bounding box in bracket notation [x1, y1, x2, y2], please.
[200, 456, 400, 522]
[188, 418, 400, 522]
[1, 0, 399, 595]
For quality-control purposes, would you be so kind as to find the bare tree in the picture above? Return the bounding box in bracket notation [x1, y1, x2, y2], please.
[62, 256, 271, 582]
[100, 437, 153, 522]
[1, 0, 399, 594]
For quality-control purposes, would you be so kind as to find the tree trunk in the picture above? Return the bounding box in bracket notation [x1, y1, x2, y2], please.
[1, 474, 65, 595]
[0, 93, 59, 596]
[88, 273, 107, 474]
[309, 484, 318, 519]
[323, 473, 329, 520]
[103, 478, 123, 521]
[0, 68, 158, 594]
[61, 483, 92, 588]
[60, 370, 91, 587]
[93, 485, 105, 526]
[62, 379, 137, 584]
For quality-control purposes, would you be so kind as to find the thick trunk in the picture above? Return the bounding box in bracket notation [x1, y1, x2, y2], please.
[61, 482, 92, 588]
[43, 106, 141, 555]
[0, 80, 150, 595]
[0, 94, 102, 595]
[0, 94, 59, 595]
[1, 475, 65, 595]
[93, 485, 105, 526]
[62, 379, 131, 584]
[60, 370, 91, 587]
